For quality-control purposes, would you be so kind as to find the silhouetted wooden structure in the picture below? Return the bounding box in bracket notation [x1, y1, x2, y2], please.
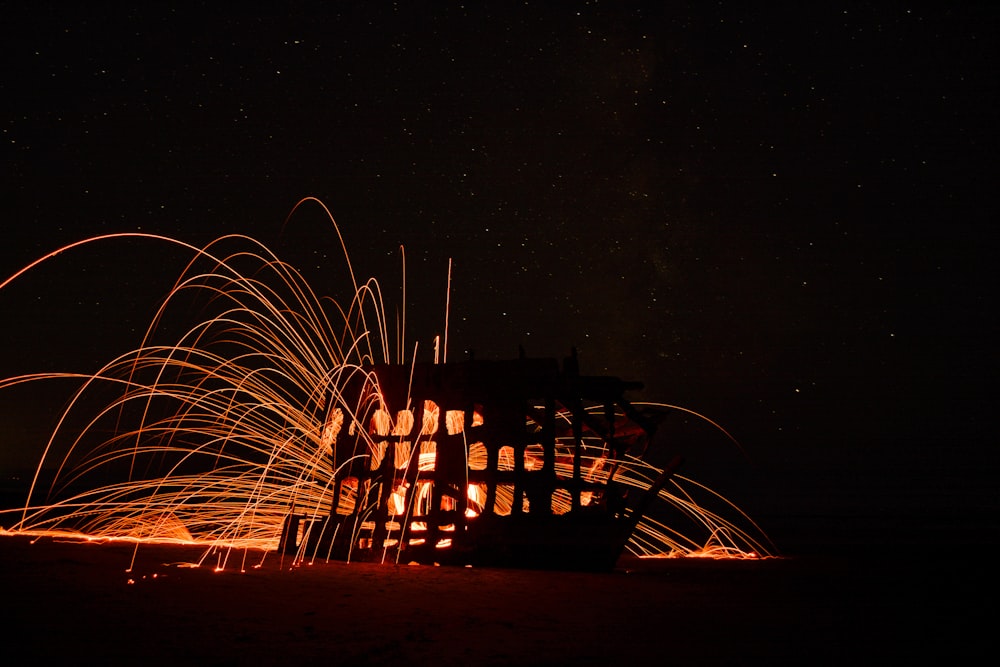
[279, 351, 678, 571]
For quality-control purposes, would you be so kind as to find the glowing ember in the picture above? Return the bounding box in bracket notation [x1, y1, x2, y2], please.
[0, 198, 773, 570]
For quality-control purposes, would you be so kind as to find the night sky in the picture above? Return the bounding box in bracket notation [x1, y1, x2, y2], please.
[2, 3, 997, 551]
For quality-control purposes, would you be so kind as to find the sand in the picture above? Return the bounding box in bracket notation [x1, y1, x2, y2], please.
[0, 533, 987, 665]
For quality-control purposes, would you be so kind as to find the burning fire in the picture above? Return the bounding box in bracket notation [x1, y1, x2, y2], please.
[0, 198, 773, 568]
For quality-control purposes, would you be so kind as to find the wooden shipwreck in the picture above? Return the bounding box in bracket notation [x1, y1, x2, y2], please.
[279, 350, 678, 571]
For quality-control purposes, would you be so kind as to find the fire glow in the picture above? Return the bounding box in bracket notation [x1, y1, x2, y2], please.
[0, 198, 773, 570]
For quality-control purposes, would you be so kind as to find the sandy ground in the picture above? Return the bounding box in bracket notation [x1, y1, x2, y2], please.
[0, 533, 989, 665]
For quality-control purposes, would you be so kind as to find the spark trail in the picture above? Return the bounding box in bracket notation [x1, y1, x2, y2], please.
[0, 199, 773, 568]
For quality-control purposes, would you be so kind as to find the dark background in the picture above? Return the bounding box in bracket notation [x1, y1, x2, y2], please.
[2, 3, 997, 553]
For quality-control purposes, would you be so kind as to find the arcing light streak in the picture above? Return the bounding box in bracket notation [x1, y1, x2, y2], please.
[0, 199, 773, 567]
